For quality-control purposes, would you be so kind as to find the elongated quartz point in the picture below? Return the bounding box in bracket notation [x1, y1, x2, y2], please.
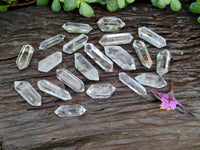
[99, 33, 133, 46]
[75, 53, 99, 81]
[135, 73, 167, 88]
[38, 51, 62, 72]
[84, 43, 113, 72]
[16, 45, 34, 70]
[104, 46, 136, 70]
[62, 22, 92, 34]
[119, 72, 147, 95]
[138, 27, 166, 48]
[86, 83, 116, 99]
[55, 105, 86, 117]
[37, 80, 72, 100]
[56, 68, 85, 92]
[97, 17, 125, 32]
[14, 81, 42, 106]
[39, 34, 65, 50]
[63, 34, 88, 54]
[133, 40, 152, 69]
[157, 49, 171, 76]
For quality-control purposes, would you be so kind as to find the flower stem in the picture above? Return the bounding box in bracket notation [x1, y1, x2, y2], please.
[170, 78, 175, 91]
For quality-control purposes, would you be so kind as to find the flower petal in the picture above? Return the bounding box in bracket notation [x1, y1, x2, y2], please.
[161, 101, 170, 109]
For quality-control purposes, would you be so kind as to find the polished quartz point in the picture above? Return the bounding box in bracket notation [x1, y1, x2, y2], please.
[62, 22, 92, 34]
[14, 81, 42, 106]
[37, 80, 72, 101]
[135, 73, 167, 88]
[133, 40, 152, 69]
[39, 34, 65, 50]
[99, 33, 133, 46]
[55, 105, 86, 117]
[86, 83, 116, 99]
[56, 68, 85, 92]
[84, 43, 113, 72]
[104, 46, 136, 70]
[157, 49, 171, 76]
[38, 51, 62, 72]
[97, 17, 125, 32]
[75, 53, 99, 81]
[138, 27, 166, 48]
[63, 34, 88, 54]
[119, 72, 147, 95]
[16, 45, 34, 70]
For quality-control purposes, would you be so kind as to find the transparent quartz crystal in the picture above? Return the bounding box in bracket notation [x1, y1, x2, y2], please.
[62, 22, 92, 34]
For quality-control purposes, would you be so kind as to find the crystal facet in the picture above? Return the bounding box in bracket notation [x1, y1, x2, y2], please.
[119, 72, 147, 95]
[14, 81, 42, 106]
[38, 51, 62, 72]
[63, 34, 88, 54]
[37, 80, 72, 101]
[138, 27, 166, 48]
[99, 33, 133, 46]
[56, 68, 85, 92]
[135, 73, 167, 88]
[75, 53, 99, 81]
[156, 49, 171, 76]
[97, 17, 125, 32]
[62, 22, 92, 34]
[16, 45, 34, 70]
[84, 43, 113, 72]
[86, 83, 116, 99]
[39, 34, 65, 50]
[55, 105, 86, 117]
[104, 46, 136, 70]
[133, 40, 153, 69]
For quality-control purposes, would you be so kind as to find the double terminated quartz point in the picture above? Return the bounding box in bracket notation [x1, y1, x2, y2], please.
[62, 22, 92, 34]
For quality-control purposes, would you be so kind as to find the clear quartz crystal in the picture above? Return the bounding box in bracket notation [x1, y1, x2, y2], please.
[16, 45, 34, 70]
[156, 49, 171, 76]
[119, 72, 147, 95]
[135, 73, 167, 88]
[63, 34, 88, 54]
[97, 17, 125, 32]
[75, 53, 99, 81]
[14, 81, 42, 106]
[56, 68, 85, 92]
[55, 105, 86, 117]
[38, 51, 62, 72]
[138, 27, 166, 48]
[39, 34, 65, 50]
[99, 33, 133, 46]
[86, 83, 116, 99]
[37, 80, 72, 101]
[84, 43, 113, 72]
[104, 46, 136, 70]
[62, 22, 92, 34]
[133, 40, 152, 69]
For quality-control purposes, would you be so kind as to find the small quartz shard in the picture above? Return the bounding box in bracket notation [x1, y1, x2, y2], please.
[63, 34, 88, 54]
[84, 43, 113, 72]
[133, 40, 153, 69]
[56, 68, 85, 92]
[138, 27, 166, 48]
[86, 83, 116, 99]
[62, 22, 92, 34]
[55, 105, 86, 117]
[75, 53, 99, 81]
[135, 73, 167, 88]
[39, 34, 65, 50]
[104, 46, 136, 70]
[14, 81, 42, 106]
[157, 49, 171, 76]
[119, 72, 147, 95]
[37, 80, 72, 101]
[16, 45, 34, 70]
[97, 17, 125, 32]
[99, 33, 133, 46]
[38, 51, 62, 72]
